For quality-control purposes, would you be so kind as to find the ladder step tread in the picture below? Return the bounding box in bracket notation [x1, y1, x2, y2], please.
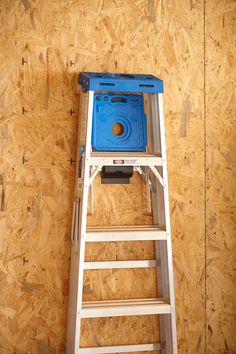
[84, 259, 159, 269]
[87, 225, 165, 231]
[81, 298, 170, 318]
[90, 152, 162, 166]
[79, 343, 161, 353]
[86, 225, 167, 242]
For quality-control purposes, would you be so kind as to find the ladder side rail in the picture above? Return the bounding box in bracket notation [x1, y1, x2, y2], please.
[148, 91, 167, 300]
[154, 93, 178, 354]
[156, 92, 176, 306]
[89, 166, 94, 214]
[66, 225, 80, 353]
[148, 94, 165, 223]
[148, 93, 171, 354]
[74, 90, 95, 350]
[74, 91, 95, 353]
[66, 92, 89, 353]
[148, 93, 169, 296]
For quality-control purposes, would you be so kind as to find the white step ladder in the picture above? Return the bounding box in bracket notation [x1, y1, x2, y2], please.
[66, 74, 178, 354]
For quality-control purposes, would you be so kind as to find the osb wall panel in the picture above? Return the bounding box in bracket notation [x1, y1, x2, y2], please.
[0, 1, 206, 353]
[205, 1, 236, 354]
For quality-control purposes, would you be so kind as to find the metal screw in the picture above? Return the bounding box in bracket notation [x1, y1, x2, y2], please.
[69, 158, 76, 165]
[69, 108, 75, 115]
[22, 256, 29, 265]
[22, 156, 28, 164]
[22, 58, 28, 65]
[22, 107, 28, 114]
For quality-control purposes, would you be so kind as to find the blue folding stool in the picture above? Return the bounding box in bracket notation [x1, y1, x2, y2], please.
[78, 72, 164, 152]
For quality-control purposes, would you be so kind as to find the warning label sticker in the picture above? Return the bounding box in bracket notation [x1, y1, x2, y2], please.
[113, 159, 137, 165]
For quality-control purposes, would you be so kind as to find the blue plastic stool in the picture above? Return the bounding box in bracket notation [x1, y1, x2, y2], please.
[79, 72, 164, 93]
[92, 94, 147, 151]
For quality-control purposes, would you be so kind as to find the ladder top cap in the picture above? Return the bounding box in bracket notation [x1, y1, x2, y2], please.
[78, 72, 164, 93]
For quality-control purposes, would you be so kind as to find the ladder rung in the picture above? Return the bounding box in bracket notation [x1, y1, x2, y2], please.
[86, 225, 167, 242]
[81, 298, 171, 318]
[84, 260, 159, 269]
[79, 343, 161, 353]
[90, 152, 162, 167]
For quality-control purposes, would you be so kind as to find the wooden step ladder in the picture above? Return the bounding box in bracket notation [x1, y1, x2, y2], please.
[66, 73, 178, 354]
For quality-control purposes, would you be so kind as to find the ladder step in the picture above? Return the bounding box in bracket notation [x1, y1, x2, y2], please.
[79, 343, 161, 353]
[90, 151, 162, 167]
[81, 298, 171, 318]
[84, 259, 160, 269]
[86, 225, 167, 242]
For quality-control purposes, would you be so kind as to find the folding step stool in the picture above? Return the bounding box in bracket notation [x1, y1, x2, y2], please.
[66, 73, 178, 354]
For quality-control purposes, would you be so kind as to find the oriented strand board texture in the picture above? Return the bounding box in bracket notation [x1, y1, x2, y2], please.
[0, 1, 234, 354]
[1, 1, 204, 353]
[205, 1, 236, 354]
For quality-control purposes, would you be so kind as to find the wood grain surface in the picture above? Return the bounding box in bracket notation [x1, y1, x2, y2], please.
[0, 1, 235, 353]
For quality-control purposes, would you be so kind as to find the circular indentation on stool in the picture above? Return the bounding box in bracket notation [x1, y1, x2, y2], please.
[112, 122, 125, 136]
[96, 95, 100, 101]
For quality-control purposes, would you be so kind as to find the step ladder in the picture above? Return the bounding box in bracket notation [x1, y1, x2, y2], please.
[66, 73, 178, 354]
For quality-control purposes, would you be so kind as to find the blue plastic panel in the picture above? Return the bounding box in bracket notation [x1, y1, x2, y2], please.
[79, 72, 163, 93]
[92, 94, 147, 151]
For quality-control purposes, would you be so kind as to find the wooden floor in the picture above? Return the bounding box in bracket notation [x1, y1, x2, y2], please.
[0, 1, 235, 354]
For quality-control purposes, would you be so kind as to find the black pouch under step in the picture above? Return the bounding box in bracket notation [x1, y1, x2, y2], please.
[101, 166, 133, 184]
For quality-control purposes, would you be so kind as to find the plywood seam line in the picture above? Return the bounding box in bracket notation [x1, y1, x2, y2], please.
[203, 1, 207, 354]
